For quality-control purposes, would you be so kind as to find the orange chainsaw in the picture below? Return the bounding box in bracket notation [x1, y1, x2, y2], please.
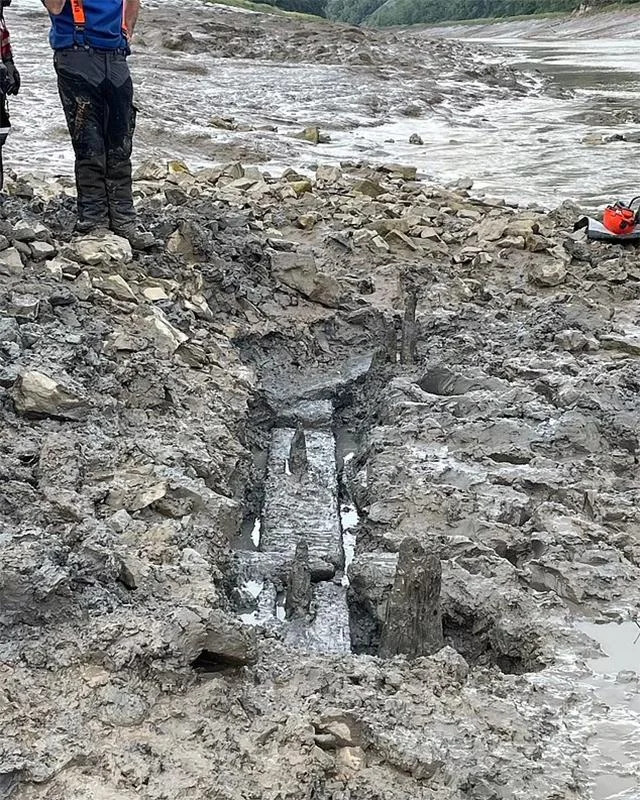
[602, 196, 640, 235]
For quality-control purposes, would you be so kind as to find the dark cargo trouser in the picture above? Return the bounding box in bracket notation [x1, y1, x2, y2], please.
[54, 48, 136, 230]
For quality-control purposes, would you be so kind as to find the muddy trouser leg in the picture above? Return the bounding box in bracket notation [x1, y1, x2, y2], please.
[55, 50, 109, 229]
[0, 95, 10, 191]
[104, 53, 136, 230]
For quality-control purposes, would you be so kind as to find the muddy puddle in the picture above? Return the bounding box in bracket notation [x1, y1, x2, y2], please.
[562, 620, 640, 800]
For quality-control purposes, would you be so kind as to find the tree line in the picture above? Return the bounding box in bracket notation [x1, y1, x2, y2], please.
[259, 0, 640, 25]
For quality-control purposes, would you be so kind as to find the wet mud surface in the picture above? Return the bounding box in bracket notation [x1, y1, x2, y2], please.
[2, 3, 640, 800]
[2, 150, 640, 798]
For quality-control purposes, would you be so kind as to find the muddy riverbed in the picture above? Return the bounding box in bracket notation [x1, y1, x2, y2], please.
[3, 4, 640, 800]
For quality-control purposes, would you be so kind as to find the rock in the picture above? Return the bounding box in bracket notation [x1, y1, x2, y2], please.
[380, 163, 417, 180]
[30, 241, 57, 261]
[0, 247, 24, 275]
[336, 746, 366, 775]
[107, 509, 132, 534]
[47, 288, 76, 307]
[73, 271, 93, 301]
[524, 233, 548, 253]
[4, 294, 40, 321]
[168, 160, 191, 176]
[497, 235, 525, 249]
[475, 217, 508, 242]
[116, 554, 146, 591]
[289, 426, 308, 479]
[458, 208, 482, 221]
[0, 364, 19, 387]
[386, 230, 419, 251]
[316, 712, 359, 747]
[72, 233, 133, 267]
[371, 235, 390, 252]
[167, 223, 197, 262]
[409, 133, 424, 145]
[93, 274, 137, 303]
[599, 334, 640, 356]
[97, 685, 149, 727]
[140, 307, 189, 353]
[270, 250, 342, 308]
[0, 316, 20, 342]
[13, 370, 87, 420]
[353, 179, 384, 198]
[290, 179, 312, 196]
[47, 256, 81, 279]
[184, 293, 213, 320]
[316, 165, 342, 184]
[165, 186, 189, 206]
[285, 540, 312, 620]
[107, 471, 168, 512]
[197, 611, 257, 666]
[555, 329, 599, 353]
[379, 538, 444, 659]
[142, 285, 169, 302]
[297, 213, 318, 230]
[528, 261, 567, 287]
[294, 126, 330, 145]
[133, 160, 168, 181]
[208, 115, 237, 130]
[221, 162, 244, 180]
[11, 221, 37, 242]
[176, 341, 208, 367]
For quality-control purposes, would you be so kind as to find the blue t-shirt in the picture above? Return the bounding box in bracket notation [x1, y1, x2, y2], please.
[48, 0, 129, 51]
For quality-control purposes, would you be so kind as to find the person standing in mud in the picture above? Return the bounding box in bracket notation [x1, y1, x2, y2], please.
[41, 0, 154, 249]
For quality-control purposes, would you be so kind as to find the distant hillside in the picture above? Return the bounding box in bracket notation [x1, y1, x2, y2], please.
[226, 0, 640, 25]
[325, 0, 640, 26]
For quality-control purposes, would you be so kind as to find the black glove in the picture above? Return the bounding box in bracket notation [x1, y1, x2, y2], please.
[4, 60, 19, 96]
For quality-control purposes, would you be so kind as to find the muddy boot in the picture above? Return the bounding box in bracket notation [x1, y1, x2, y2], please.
[74, 219, 110, 237]
[111, 220, 156, 251]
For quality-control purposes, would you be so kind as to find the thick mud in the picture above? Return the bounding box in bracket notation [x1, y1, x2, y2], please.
[2, 4, 640, 800]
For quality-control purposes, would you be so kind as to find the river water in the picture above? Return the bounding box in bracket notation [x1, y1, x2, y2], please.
[7, 1, 640, 211]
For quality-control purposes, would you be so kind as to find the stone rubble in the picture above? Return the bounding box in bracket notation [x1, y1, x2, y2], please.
[1, 150, 640, 800]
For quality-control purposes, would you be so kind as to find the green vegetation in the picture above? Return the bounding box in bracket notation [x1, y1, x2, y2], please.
[325, 0, 386, 23]
[209, 0, 640, 26]
[259, 0, 328, 15]
[207, 0, 326, 20]
[369, 0, 576, 26]
[328, 0, 640, 26]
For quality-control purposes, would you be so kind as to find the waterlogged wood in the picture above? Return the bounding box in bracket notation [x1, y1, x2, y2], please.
[286, 541, 313, 620]
[379, 538, 444, 659]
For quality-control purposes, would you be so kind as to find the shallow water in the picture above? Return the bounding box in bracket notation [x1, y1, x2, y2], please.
[578, 620, 640, 674]
[9, 2, 640, 210]
[569, 621, 640, 800]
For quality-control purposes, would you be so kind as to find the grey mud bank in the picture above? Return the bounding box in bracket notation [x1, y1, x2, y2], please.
[2, 144, 640, 800]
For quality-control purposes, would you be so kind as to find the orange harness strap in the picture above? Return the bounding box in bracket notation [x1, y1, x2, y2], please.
[70, 0, 86, 27]
[70, 0, 129, 44]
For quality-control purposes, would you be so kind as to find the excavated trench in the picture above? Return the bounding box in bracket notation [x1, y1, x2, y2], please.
[229, 358, 371, 656]
[227, 334, 546, 674]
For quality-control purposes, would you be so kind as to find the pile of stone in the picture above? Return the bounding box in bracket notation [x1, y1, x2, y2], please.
[2, 158, 640, 800]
